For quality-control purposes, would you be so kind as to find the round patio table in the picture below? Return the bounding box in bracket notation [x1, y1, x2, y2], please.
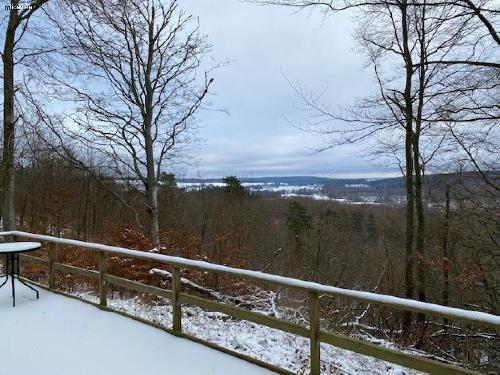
[0, 242, 41, 307]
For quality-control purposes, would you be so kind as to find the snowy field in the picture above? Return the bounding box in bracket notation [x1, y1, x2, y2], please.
[0, 282, 273, 375]
[177, 182, 387, 205]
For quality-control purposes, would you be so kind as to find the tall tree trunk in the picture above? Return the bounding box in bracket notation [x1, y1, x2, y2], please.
[314, 218, 323, 282]
[401, 0, 415, 332]
[414, 131, 427, 309]
[413, 132, 427, 340]
[441, 184, 451, 329]
[146, 181, 160, 247]
[1, 5, 19, 233]
[414, 2, 428, 322]
[144, 5, 160, 247]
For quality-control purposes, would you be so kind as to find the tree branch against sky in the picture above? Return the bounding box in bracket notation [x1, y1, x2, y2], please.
[251, 0, 499, 67]
[37, 0, 214, 246]
[1, 0, 51, 232]
[249, 0, 499, 329]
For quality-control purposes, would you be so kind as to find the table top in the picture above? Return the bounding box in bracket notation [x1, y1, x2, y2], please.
[0, 242, 42, 254]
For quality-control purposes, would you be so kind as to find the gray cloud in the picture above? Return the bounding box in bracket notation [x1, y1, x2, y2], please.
[178, 0, 396, 178]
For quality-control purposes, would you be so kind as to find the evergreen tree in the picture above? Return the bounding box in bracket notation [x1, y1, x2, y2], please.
[286, 201, 312, 237]
[160, 172, 177, 189]
[350, 211, 363, 233]
[223, 176, 246, 197]
[365, 213, 377, 240]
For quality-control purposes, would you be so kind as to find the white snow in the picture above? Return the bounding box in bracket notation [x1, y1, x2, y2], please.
[176, 181, 387, 205]
[0, 241, 41, 252]
[0, 283, 273, 375]
[177, 182, 227, 190]
[251, 184, 320, 193]
[73, 291, 419, 375]
[281, 193, 382, 205]
[345, 184, 370, 188]
[177, 181, 322, 194]
[150, 268, 218, 296]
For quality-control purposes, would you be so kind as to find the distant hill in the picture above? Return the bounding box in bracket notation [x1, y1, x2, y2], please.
[179, 175, 404, 186]
[178, 172, 497, 196]
[179, 176, 384, 186]
[179, 176, 337, 185]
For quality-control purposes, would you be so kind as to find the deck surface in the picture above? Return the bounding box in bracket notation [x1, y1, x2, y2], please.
[0, 279, 274, 375]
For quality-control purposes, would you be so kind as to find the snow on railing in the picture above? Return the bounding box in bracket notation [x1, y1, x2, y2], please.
[1, 230, 499, 375]
[1, 230, 499, 328]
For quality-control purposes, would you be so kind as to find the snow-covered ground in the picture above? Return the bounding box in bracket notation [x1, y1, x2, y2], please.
[0, 282, 274, 375]
[281, 193, 382, 205]
[70, 289, 418, 375]
[177, 181, 321, 194]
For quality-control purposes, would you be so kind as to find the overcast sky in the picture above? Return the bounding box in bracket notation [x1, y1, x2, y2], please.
[179, 0, 398, 179]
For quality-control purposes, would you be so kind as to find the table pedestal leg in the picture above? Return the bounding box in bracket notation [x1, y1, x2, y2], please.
[17, 254, 39, 299]
[11, 254, 15, 307]
[0, 253, 39, 307]
[0, 254, 8, 288]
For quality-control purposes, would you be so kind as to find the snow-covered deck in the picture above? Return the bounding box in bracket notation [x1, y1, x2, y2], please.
[0, 282, 273, 375]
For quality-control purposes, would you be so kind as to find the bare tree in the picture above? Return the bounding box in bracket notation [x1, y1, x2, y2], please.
[40, 0, 213, 246]
[1, 0, 50, 232]
[252, 0, 499, 49]
[250, 0, 499, 331]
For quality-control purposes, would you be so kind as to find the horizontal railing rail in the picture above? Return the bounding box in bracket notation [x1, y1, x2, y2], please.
[1, 230, 498, 375]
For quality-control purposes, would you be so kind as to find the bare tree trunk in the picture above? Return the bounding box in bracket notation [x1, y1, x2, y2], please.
[401, 0, 415, 333]
[2, 0, 49, 232]
[2, 7, 18, 232]
[314, 224, 322, 282]
[441, 184, 451, 329]
[147, 181, 160, 247]
[41, 0, 211, 247]
[413, 140, 427, 310]
[144, 5, 160, 248]
[414, 2, 428, 320]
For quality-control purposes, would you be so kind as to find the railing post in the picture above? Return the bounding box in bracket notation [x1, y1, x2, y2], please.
[172, 266, 182, 333]
[48, 243, 56, 289]
[309, 291, 320, 375]
[98, 251, 107, 307]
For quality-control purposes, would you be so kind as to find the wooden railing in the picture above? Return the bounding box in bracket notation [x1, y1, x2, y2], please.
[1, 231, 499, 375]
